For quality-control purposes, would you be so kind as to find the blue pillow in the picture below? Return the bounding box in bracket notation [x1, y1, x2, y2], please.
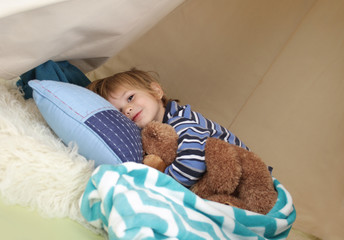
[28, 80, 143, 167]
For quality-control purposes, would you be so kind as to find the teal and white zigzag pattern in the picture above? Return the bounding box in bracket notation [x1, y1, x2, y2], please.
[80, 162, 296, 240]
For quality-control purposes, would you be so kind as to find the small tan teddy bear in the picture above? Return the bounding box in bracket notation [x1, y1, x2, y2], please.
[141, 121, 277, 215]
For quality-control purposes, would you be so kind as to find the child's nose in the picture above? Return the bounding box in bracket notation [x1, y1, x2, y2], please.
[123, 105, 133, 116]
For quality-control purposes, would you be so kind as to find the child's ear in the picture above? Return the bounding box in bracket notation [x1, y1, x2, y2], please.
[151, 82, 164, 99]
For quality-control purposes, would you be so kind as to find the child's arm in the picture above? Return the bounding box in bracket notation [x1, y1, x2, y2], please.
[164, 125, 209, 188]
[164, 101, 248, 188]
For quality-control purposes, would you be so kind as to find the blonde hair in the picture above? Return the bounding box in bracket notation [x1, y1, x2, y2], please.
[87, 68, 171, 107]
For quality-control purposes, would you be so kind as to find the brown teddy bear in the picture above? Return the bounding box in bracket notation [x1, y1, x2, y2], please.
[142, 121, 278, 215]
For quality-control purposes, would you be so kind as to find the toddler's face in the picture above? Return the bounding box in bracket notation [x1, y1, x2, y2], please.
[108, 85, 165, 128]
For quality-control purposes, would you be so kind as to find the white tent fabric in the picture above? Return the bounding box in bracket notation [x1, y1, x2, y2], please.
[0, 0, 67, 18]
[0, 0, 184, 79]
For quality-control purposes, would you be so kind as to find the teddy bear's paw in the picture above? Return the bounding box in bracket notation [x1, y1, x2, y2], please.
[143, 154, 167, 172]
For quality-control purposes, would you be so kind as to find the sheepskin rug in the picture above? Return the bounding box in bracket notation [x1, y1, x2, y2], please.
[0, 78, 99, 232]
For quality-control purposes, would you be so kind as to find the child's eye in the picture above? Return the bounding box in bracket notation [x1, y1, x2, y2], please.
[127, 95, 134, 102]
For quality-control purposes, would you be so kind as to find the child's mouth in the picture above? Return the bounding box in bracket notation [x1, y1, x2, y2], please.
[132, 110, 142, 122]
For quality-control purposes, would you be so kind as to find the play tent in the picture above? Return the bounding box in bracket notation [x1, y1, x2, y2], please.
[1, 0, 343, 239]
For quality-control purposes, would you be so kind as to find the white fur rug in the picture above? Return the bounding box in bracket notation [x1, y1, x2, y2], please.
[0, 78, 100, 233]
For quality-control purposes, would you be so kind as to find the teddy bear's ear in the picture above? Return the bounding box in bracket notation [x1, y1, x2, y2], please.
[141, 122, 161, 141]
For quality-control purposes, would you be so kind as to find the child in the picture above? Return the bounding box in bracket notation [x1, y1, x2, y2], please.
[87, 69, 249, 188]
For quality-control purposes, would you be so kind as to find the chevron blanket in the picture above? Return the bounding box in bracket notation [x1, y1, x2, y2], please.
[80, 162, 296, 239]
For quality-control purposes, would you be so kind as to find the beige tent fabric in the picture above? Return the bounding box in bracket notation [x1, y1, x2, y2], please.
[88, 0, 344, 239]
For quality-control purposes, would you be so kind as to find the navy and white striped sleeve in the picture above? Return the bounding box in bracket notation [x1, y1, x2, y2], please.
[164, 123, 210, 188]
[163, 102, 209, 187]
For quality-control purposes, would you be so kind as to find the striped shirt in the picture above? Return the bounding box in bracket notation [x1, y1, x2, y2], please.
[162, 101, 249, 188]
